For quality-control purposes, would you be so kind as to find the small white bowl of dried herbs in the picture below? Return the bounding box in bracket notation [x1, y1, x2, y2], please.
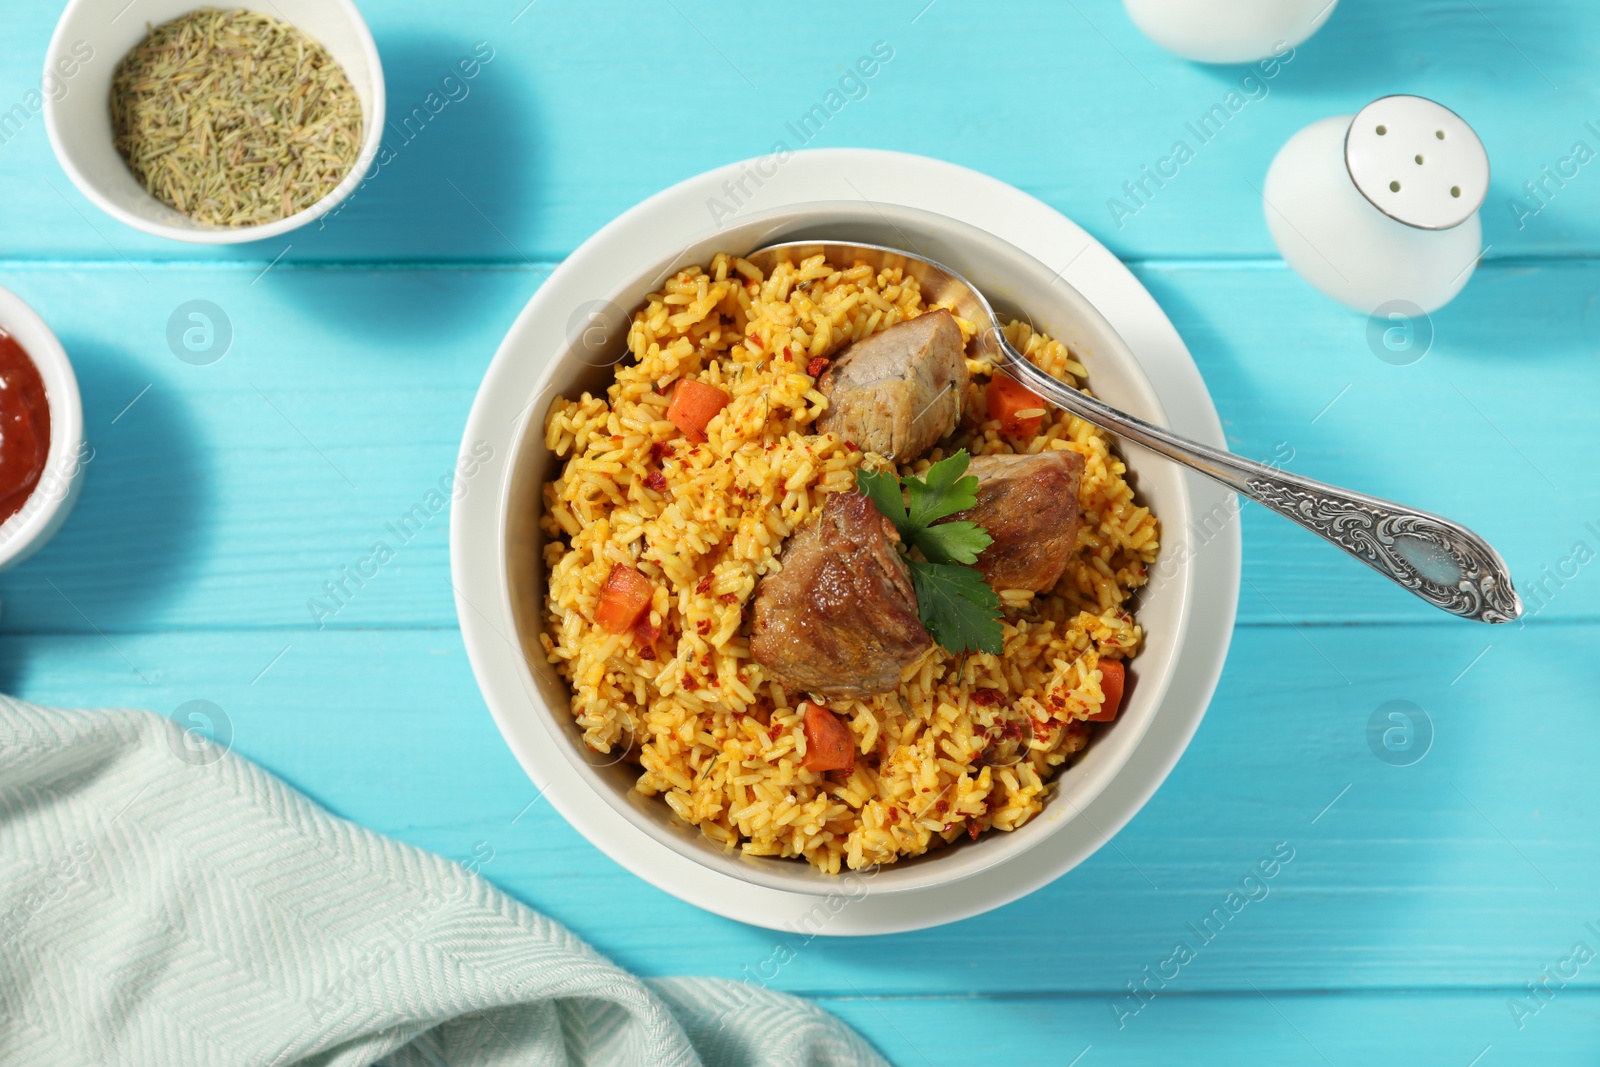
[44, 1, 385, 244]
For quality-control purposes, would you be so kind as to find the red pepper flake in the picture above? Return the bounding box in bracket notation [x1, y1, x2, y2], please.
[746, 332, 763, 350]
[708, 677, 719, 687]
[1001, 721, 1023, 741]
[886, 807, 900, 826]
[634, 614, 661, 661]
[967, 822, 981, 841]
[696, 575, 713, 594]
[768, 722, 784, 742]
[806, 356, 829, 378]
[649, 441, 675, 463]
[696, 619, 712, 635]
[935, 799, 949, 815]
[970, 687, 1002, 707]
[643, 471, 667, 492]
[844, 441, 859, 453]
[718, 593, 738, 604]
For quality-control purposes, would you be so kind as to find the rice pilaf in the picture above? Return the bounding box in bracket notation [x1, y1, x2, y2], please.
[539, 252, 1158, 872]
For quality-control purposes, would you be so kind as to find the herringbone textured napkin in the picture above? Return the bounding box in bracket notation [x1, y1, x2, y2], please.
[0, 698, 889, 1067]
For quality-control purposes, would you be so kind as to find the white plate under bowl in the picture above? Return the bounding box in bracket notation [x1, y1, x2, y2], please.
[451, 149, 1241, 933]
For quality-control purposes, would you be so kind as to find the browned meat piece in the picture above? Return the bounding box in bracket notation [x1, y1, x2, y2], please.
[946, 450, 1085, 592]
[817, 309, 968, 461]
[750, 492, 931, 697]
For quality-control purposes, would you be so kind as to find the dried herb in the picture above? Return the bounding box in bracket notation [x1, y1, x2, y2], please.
[110, 8, 363, 227]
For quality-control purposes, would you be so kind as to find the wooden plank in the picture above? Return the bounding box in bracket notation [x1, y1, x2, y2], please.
[0, 260, 1592, 634]
[2, 622, 1593, 996]
[1, 1, 1597, 262]
[1142, 256, 1600, 626]
[816, 991, 1600, 1067]
[3, 2, 1597, 1047]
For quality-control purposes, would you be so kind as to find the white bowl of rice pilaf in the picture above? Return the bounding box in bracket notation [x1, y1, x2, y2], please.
[43, 0, 384, 243]
[492, 200, 1197, 898]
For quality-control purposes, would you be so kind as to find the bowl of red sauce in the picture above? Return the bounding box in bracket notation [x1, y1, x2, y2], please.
[0, 287, 85, 569]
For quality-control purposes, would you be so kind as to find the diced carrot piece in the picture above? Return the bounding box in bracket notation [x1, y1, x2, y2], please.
[595, 563, 653, 634]
[987, 373, 1047, 437]
[1086, 659, 1125, 722]
[667, 379, 731, 442]
[801, 702, 855, 773]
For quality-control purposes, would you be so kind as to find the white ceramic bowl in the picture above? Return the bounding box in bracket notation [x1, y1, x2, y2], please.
[454, 150, 1239, 931]
[43, 0, 384, 244]
[485, 202, 1193, 897]
[1123, 0, 1338, 63]
[0, 287, 85, 569]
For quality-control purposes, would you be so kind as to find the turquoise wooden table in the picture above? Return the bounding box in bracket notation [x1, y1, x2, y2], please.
[4, 1, 1598, 1062]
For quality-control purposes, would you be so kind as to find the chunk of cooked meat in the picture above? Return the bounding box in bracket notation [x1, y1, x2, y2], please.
[750, 491, 931, 697]
[817, 309, 968, 461]
[945, 450, 1085, 592]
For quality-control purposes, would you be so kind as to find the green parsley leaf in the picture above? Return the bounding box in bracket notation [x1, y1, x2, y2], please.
[855, 449, 1004, 656]
[908, 561, 1005, 656]
[854, 466, 908, 532]
[915, 519, 991, 566]
[905, 451, 980, 529]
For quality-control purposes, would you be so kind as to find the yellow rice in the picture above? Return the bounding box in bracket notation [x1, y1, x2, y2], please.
[539, 252, 1159, 872]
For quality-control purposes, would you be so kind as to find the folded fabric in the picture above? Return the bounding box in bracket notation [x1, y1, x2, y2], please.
[0, 698, 890, 1066]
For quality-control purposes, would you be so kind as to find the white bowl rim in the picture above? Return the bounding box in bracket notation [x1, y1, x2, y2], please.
[42, 0, 387, 245]
[451, 148, 1242, 932]
[493, 200, 1192, 896]
[0, 286, 85, 569]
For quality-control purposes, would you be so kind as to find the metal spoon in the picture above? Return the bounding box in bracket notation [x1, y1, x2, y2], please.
[745, 240, 1521, 624]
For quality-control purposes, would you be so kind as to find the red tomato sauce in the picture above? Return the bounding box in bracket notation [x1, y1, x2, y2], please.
[0, 331, 50, 524]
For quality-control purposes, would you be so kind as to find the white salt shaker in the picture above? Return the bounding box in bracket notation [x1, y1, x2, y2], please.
[1262, 95, 1490, 314]
[1123, 0, 1338, 63]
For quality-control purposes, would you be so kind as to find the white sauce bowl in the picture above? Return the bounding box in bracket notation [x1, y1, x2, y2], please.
[0, 287, 85, 570]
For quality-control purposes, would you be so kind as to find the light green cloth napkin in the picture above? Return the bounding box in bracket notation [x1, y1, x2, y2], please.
[0, 698, 890, 1067]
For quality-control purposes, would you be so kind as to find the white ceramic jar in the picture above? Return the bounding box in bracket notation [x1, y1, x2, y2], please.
[1262, 96, 1490, 315]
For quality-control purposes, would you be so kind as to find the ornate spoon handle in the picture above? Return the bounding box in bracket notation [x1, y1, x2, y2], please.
[1000, 349, 1522, 624]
